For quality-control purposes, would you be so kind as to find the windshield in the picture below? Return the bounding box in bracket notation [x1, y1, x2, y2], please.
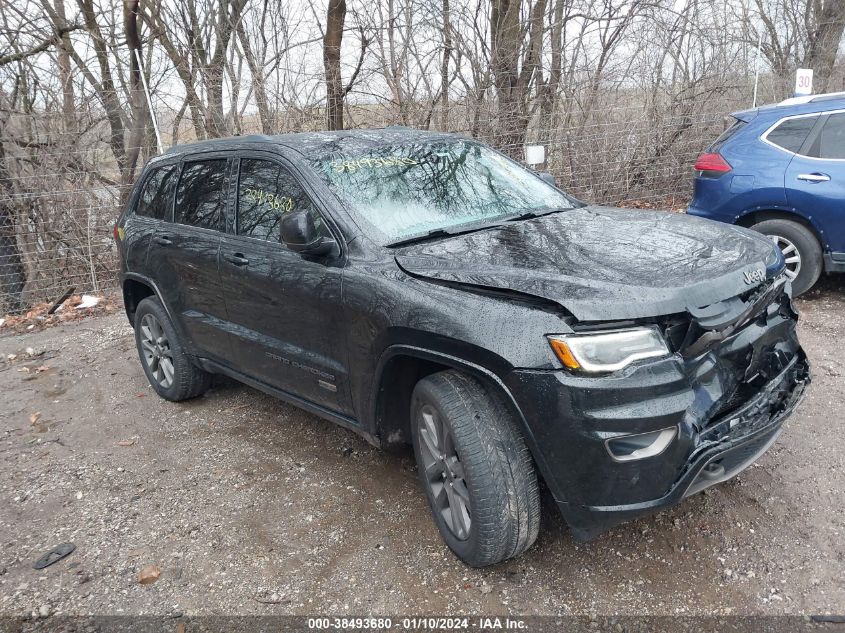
[311, 140, 575, 244]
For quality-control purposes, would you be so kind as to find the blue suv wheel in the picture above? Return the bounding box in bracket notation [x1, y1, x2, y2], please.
[749, 218, 823, 295]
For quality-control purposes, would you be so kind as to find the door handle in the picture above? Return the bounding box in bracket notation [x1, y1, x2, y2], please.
[153, 236, 172, 246]
[797, 173, 831, 182]
[224, 253, 249, 266]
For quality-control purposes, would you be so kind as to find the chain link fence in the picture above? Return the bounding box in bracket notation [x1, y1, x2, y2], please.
[0, 86, 767, 315]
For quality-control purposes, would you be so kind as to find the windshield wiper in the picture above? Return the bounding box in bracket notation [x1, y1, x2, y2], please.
[386, 218, 512, 247]
[386, 228, 455, 247]
[385, 206, 572, 247]
[504, 206, 570, 221]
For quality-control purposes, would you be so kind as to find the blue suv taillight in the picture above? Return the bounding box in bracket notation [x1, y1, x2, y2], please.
[694, 152, 732, 178]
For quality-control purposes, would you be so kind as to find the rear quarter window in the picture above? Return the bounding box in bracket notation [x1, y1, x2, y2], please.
[709, 119, 747, 152]
[135, 165, 176, 220]
[765, 116, 818, 153]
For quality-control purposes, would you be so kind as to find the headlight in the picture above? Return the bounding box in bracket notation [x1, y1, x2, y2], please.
[547, 326, 670, 373]
[765, 242, 785, 276]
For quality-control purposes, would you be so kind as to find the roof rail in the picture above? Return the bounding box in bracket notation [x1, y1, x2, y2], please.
[778, 91, 845, 107]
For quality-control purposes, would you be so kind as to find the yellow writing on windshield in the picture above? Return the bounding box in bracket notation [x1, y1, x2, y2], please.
[330, 157, 419, 173]
[244, 188, 294, 213]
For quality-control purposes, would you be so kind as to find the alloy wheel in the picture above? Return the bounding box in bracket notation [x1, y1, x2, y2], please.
[139, 313, 175, 389]
[417, 404, 472, 540]
[770, 234, 801, 281]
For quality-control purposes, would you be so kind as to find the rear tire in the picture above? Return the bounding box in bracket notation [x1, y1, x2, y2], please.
[410, 370, 540, 567]
[751, 218, 822, 296]
[133, 296, 212, 401]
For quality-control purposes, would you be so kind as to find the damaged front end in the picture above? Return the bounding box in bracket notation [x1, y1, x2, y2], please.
[508, 274, 810, 540]
[673, 276, 809, 495]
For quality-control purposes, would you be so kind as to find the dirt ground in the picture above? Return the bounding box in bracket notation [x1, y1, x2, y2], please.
[0, 278, 844, 619]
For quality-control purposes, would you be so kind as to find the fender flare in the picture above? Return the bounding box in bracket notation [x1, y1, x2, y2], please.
[121, 273, 191, 346]
[368, 344, 563, 502]
[734, 207, 828, 249]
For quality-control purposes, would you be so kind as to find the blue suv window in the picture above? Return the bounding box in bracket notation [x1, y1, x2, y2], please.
[816, 113, 845, 159]
[766, 116, 818, 153]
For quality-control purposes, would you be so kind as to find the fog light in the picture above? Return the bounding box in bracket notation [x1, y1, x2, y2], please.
[605, 427, 677, 462]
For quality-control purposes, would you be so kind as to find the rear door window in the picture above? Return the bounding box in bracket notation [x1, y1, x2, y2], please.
[815, 113, 845, 159]
[136, 165, 176, 220]
[236, 158, 325, 242]
[174, 159, 228, 231]
[766, 116, 818, 153]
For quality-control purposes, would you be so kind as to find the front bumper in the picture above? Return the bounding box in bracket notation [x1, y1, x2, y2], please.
[506, 286, 810, 540]
[565, 355, 806, 540]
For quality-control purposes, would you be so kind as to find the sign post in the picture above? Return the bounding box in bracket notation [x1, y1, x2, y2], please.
[794, 68, 814, 97]
[524, 145, 545, 168]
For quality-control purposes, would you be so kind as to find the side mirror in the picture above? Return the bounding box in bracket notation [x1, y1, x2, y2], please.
[281, 211, 335, 256]
[537, 171, 556, 186]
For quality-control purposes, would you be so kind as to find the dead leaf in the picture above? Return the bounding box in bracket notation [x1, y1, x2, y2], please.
[139, 564, 161, 585]
[116, 439, 136, 447]
[2, 294, 119, 334]
[29, 412, 41, 425]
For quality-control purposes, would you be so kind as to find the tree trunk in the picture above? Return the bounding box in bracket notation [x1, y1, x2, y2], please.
[74, 0, 127, 170]
[0, 139, 25, 315]
[490, 0, 527, 156]
[237, 21, 273, 134]
[123, 0, 146, 195]
[54, 0, 76, 136]
[204, 0, 245, 137]
[540, 0, 565, 132]
[0, 213, 24, 315]
[804, 0, 845, 92]
[439, 0, 452, 131]
[324, 0, 346, 131]
[140, 3, 208, 140]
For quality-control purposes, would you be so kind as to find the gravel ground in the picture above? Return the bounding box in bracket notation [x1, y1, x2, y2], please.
[0, 278, 843, 619]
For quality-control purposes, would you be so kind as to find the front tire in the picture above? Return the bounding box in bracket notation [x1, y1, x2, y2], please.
[751, 218, 822, 296]
[411, 370, 540, 567]
[133, 296, 212, 401]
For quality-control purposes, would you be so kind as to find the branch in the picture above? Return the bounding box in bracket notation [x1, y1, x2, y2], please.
[342, 25, 368, 98]
[0, 24, 83, 66]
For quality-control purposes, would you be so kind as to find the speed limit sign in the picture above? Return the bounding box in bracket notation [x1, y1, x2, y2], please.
[795, 68, 813, 96]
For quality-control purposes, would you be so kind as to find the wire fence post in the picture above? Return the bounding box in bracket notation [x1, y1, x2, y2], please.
[135, 48, 164, 154]
[752, 31, 762, 108]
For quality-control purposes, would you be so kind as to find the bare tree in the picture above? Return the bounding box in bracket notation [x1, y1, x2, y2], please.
[0, 0, 843, 312]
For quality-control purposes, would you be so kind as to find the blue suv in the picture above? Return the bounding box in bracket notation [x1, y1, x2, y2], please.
[688, 92, 845, 295]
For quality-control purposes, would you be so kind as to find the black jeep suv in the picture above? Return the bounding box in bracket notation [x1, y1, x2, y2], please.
[116, 128, 809, 567]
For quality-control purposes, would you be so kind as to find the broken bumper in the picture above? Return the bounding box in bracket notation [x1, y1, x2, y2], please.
[507, 319, 809, 540]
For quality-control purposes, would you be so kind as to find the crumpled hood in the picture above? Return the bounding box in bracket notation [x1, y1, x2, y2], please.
[395, 206, 780, 321]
